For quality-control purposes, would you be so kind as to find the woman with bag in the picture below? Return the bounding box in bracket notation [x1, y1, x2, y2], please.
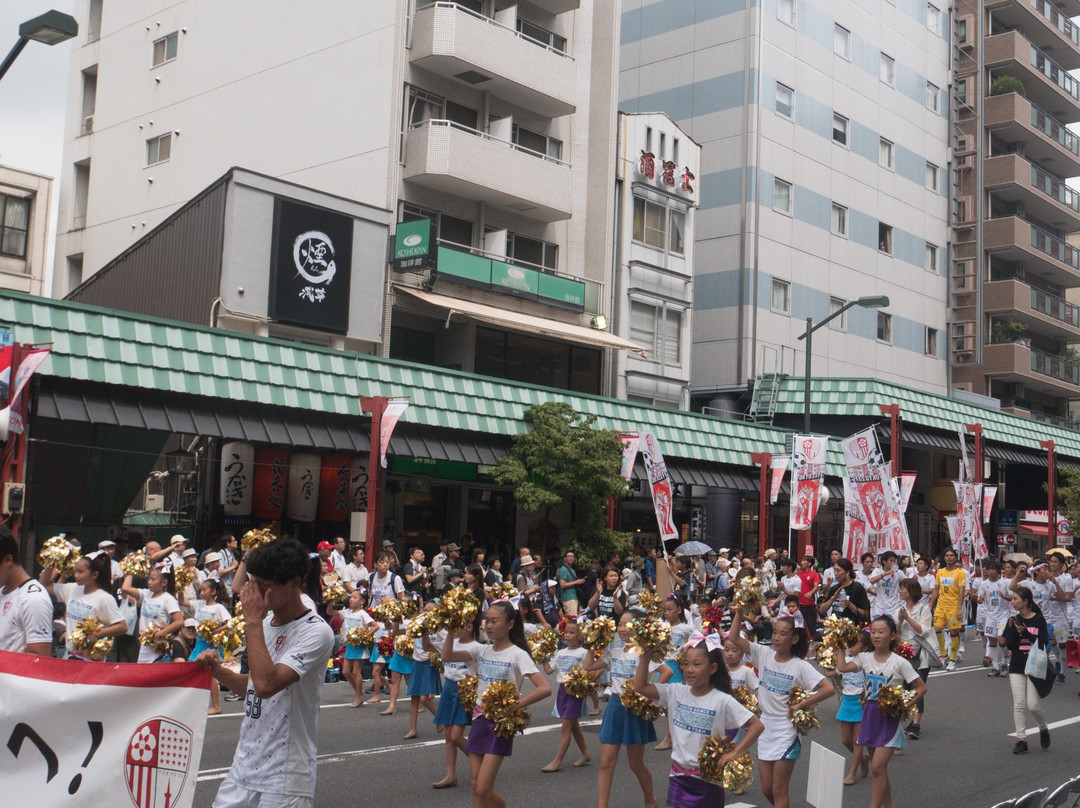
[1003, 586, 1051, 754]
[898, 578, 936, 739]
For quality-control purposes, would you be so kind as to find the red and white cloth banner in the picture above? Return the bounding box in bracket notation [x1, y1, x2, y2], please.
[841, 429, 890, 531]
[378, 398, 410, 468]
[769, 456, 788, 505]
[842, 478, 868, 562]
[958, 430, 971, 483]
[981, 486, 997, 524]
[790, 435, 827, 531]
[640, 431, 679, 549]
[0, 651, 210, 807]
[9, 347, 50, 435]
[952, 481, 988, 561]
[899, 472, 917, 512]
[619, 433, 640, 482]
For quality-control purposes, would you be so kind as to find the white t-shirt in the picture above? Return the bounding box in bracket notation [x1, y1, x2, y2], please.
[667, 621, 694, 662]
[780, 574, 802, 599]
[850, 651, 919, 700]
[54, 583, 124, 659]
[192, 599, 231, 627]
[653, 683, 754, 778]
[916, 573, 935, 607]
[839, 651, 866, 697]
[467, 642, 539, 704]
[136, 589, 180, 663]
[341, 563, 369, 589]
[0, 578, 54, 653]
[728, 664, 759, 692]
[551, 646, 588, 682]
[1045, 574, 1074, 627]
[339, 608, 375, 639]
[225, 610, 334, 797]
[821, 566, 837, 594]
[368, 571, 404, 605]
[414, 629, 446, 663]
[856, 569, 877, 599]
[874, 568, 902, 617]
[746, 643, 826, 719]
[442, 639, 482, 682]
[981, 578, 1011, 624]
[1027, 579, 1055, 614]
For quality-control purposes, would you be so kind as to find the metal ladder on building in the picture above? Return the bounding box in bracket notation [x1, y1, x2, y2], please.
[747, 346, 790, 424]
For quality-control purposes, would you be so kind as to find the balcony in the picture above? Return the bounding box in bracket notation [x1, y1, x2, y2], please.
[403, 119, 574, 221]
[983, 93, 1080, 177]
[411, 2, 576, 118]
[527, 0, 580, 12]
[985, 217, 1080, 287]
[983, 278, 1080, 341]
[981, 341, 1080, 397]
[986, 0, 1080, 70]
[984, 153, 1080, 229]
[985, 32, 1080, 119]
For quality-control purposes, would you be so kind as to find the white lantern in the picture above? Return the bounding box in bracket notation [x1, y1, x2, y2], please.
[219, 441, 254, 515]
[287, 452, 321, 522]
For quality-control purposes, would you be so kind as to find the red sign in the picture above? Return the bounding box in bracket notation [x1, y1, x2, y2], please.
[251, 449, 288, 520]
[317, 455, 351, 522]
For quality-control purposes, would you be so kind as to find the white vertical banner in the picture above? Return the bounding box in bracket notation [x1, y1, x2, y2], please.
[0, 651, 210, 808]
[219, 441, 254, 516]
[842, 478, 868, 561]
[790, 436, 827, 531]
[378, 398, 410, 468]
[619, 433, 641, 482]
[640, 430, 679, 549]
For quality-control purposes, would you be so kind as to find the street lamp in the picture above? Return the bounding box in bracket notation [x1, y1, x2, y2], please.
[796, 295, 890, 433]
[0, 10, 79, 83]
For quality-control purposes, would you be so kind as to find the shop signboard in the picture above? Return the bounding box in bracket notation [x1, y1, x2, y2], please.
[220, 441, 254, 516]
[392, 218, 437, 273]
[252, 449, 288, 520]
[317, 455, 352, 522]
[434, 246, 586, 311]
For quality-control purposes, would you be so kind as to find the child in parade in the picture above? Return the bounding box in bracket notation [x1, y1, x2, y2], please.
[540, 617, 592, 772]
[339, 586, 374, 708]
[39, 553, 126, 661]
[121, 564, 183, 662]
[442, 599, 551, 808]
[182, 577, 232, 714]
[654, 594, 695, 751]
[432, 617, 482, 789]
[383, 610, 412, 716]
[728, 607, 833, 808]
[405, 600, 445, 740]
[836, 630, 872, 785]
[634, 634, 764, 808]
[834, 616, 926, 808]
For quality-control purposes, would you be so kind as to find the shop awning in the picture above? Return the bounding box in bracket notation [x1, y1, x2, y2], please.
[395, 286, 649, 357]
[1019, 522, 1049, 536]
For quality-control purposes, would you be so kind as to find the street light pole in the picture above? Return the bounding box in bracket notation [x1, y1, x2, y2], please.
[0, 10, 79, 83]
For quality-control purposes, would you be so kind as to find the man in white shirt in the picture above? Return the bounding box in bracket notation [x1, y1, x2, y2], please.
[870, 550, 902, 620]
[329, 536, 348, 577]
[0, 527, 53, 655]
[198, 539, 334, 808]
[856, 553, 878, 616]
[1045, 551, 1075, 683]
[820, 548, 841, 596]
[341, 545, 369, 594]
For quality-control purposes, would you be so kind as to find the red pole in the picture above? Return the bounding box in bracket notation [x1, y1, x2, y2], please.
[879, 403, 901, 471]
[360, 396, 388, 570]
[606, 496, 617, 531]
[1041, 439, 1055, 555]
[751, 452, 771, 558]
[965, 423, 983, 484]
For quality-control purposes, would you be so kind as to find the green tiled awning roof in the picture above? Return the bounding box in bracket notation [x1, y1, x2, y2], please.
[776, 377, 1080, 460]
[6, 292, 813, 472]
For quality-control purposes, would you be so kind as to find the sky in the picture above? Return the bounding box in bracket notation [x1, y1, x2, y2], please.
[0, 1, 77, 294]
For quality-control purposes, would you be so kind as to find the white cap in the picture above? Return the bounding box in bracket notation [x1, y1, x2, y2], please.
[181, 548, 197, 558]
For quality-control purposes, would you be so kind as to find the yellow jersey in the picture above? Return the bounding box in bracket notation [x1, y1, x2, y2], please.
[934, 567, 967, 612]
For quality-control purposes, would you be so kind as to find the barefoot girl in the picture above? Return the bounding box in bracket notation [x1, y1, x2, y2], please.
[541, 617, 591, 772]
[121, 564, 183, 662]
[836, 630, 872, 785]
[405, 600, 444, 739]
[340, 587, 374, 708]
[182, 577, 231, 714]
[432, 617, 482, 789]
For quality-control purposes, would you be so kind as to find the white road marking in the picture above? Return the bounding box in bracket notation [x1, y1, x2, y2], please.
[1009, 713, 1080, 739]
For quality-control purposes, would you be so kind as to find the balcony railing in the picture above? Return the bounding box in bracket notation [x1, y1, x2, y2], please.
[1031, 0, 1079, 46]
[1031, 286, 1080, 327]
[424, 2, 573, 58]
[411, 119, 572, 167]
[1031, 411, 1080, 430]
[1031, 164, 1080, 211]
[1030, 44, 1079, 98]
[1031, 102, 1079, 155]
[1032, 349, 1080, 384]
[1030, 223, 1080, 268]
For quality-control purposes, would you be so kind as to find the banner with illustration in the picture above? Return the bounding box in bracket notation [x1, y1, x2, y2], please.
[640, 431, 679, 548]
[790, 435, 827, 531]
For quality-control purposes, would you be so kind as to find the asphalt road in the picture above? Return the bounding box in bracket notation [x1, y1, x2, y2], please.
[193, 655, 1080, 807]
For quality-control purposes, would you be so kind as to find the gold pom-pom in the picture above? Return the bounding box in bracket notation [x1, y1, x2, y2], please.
[394, 634, 415, 659]
[821, 615, 860, 649]
[69, 617, 113, 660]
[197, 619, 220, 644]
[431, 586, 480, 632]
[733, 685, 761, 717]
[722, 751, 755, 793]
[322, 579, 347, 605]
[174, 565, 196, 592]
[370, 597, 404, 624]
[119, 551, 151, 578]
[37, 536, 80, 577]
[486, 581, 519, 600]
[481, 680, 531, 739]
[814, 643, 838, 671]
[733, 576, 762, 611]
[626, 617, 673, 659]
[563, 665, 597, 699]
[698, 735, 733, 783]
[874, 684, 917, 721]
[619, 680, 665, 721]
[400, 597, 421, 620]
[241, 528, 275, 551]
[138, 626, 171, 656]
[346, 626, 376, 649]
[581, 616, 617, 652]
[637, 590, 663, 619]
[405, 612, 434, 639]
[458, 674, 479, 713]
[528, 629, 559, 665]
[788, 686, 820, 735]
[430, 651, 443, 673]
[211, 615, 246, 658]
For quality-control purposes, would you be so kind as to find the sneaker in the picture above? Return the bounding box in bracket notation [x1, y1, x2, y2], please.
[1058, 674, 1067, 685]
[1040, 728, 1051, 749]
[987, 669, 1000, 678]
[907, 724, 921, 740]
[982, 656, 991, 667]
[946, 660, 957, 672]
[224, 693, 243, 702]
[1013, 740, 1028, 755]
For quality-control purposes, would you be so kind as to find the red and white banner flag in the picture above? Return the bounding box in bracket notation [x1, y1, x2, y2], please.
[842, 479, 868, 561]
[640, 431, 679, 549]
[981, 486, 997, 524]
[790, 435, 827, 531]
[619, 433, 640, 482]
[9, 347, 50, 435]
[378, 398, 410, 468]
[0, 652, 210, 807]
[769, 456, 788, 505]
[899, 472, 916, 512]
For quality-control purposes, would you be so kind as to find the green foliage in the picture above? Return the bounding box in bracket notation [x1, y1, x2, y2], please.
[990, 75, 1026, 97]
[1055, 469, 1080, 534]
[491, 402, 632, 561]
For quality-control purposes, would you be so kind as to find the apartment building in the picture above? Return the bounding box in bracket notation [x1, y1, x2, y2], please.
[0, 164, 52, 297]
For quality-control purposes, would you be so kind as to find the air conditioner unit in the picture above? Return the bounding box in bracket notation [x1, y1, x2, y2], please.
[82, 115, 94, 135]
[956, 136, 970, 152]
[145, 493, 165, 512]
[2, 483, 24, 513]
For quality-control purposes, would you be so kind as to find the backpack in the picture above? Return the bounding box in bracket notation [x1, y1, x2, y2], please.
[368, 571, 401, 600]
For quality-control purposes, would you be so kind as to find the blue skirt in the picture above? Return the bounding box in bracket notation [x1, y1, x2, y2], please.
[344, 644, 370, 661]
[664, 659, 685, 685]
[408, 659, 442, 696]
[434, 679, 471, 726]
[836, 693, 864, 723]
[188, 636, 221, 661]
[389, 653, 414, 676]
[598, 692, 658, 746]
[552, 683, 586, 720]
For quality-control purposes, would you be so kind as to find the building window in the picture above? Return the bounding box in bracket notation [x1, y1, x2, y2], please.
[669, 209, 685, 254]
[771, 279, 790, 313]
[880, 52, 895, 86]
[0, 194, 30, 258]
[879, 138, 894, 169]
[773, 179, 792, 214]
[775, 82, 794, 118]
[925, 326, 938, 356]
[516, 18, 567, 52]
[406, 86, 478, 129]
[832, 113, 848, 146]
[831, 203, 847, 236]
[957, 78, 968, 104]
[402, 204, 474, 248]
[777, 0, 795, 26]
[512, 125, 562, 160]
[926, 162, 939, 191]
[474, 326, 600, 394]
[630, 301, 682, 365]
[152, 32, 178, 67]
[834, 24, 850, 59]
[829, 297, 847, 331]
[878, 223, 893, 254]
[633, 196, 666, 249]
[507, 232, 558, 270]
[146, 133, 172, 165]
[957, 18, 968, 43]
[926, 4, 940, 35]
[925, 242, 938, 272]
[877, 312, 892, 343]
[926, 81, 939, 112]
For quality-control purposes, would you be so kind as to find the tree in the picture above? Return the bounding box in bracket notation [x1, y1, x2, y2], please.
[491, 402, 632, 563]
[1054, 469, 1080, 539]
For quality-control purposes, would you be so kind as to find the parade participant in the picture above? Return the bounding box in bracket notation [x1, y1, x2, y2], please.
[796, 555, 821, 638]
[654, 594, 695, 751]
[442, 599, 551, 808]
[40, 552, 126, 661]
[121, 565, 182, 662]
[558, 550, 586, 616]
[1044, 551, 1074, 684]
[382, 608, 413, 717]
[834, 617, 925, 808]
[836, 631, 872, 785]
[182, 577, 231, 715]
[341, 544, 369, 595]
[540, 618, 592, 772]
[723, 632, 759, 693]
[197, 538, 334, 808]
[588, 564, 627, 619]
[727, 607, 832, 808]
[915, 557, 935, 607]
[930, 548, 967, 671]
[869, 551, 902, 620]
[975, 560, 1011, 678]
[339, 587, 374, 708]
[818, 558, 871, 624]
[0, 527, 53, 655]
[634, 635, 764, 808]
[368, 551, 406, 604]
[365, 605, 393, 706]
[405, 600, 445, 740]
[1003, 586, 1051, 754]
[856, 554, 878, 617]
[433, 617, 482, 789]
[898, 578, 933, 739]
[585, 608, 659, 808]
[778, 559, 801, 604]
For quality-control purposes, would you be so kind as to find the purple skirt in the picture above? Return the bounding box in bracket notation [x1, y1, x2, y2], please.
[553, 683, 586, 720]
[667, 774, 725, 808]
[857, 700, 907, 749]
[465, 713, 514, 757]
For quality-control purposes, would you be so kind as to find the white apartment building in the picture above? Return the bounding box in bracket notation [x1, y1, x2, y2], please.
[55, 0, 639, 396]
[619, 0, 952, 411]
[0, 164, 52, 297]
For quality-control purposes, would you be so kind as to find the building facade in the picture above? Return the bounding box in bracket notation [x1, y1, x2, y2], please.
[0, 164, 52, 297]
[619, 0, 952, 411]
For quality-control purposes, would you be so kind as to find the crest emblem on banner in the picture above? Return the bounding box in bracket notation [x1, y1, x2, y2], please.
[125, 717, 193, 808]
